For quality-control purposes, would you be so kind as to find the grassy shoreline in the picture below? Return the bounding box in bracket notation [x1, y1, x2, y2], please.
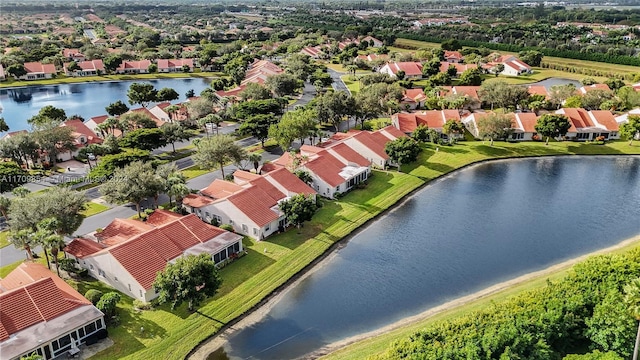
[72, 140, 640, 360]
[0, 72, 220, 89]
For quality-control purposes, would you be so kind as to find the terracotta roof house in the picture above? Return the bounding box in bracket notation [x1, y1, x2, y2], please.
[216, 60, 283, 99]
[115, 60, 151, 74]
[528, 85, 550, 98]
[183, 169, 316, 238]
[127, 107, 166, 127]
[439, 62, 477, 75]
[392, 110, 462, 134]
[300, 46, 323, 58]
[57, 119, 103, 162]
[379, 62, 423, 79]
[577, 83, 612, 94]
[65, 211, 243, 302]
[402, 88, 427, 109]
[444, 50, 464, 63]
[148, 102, 188, 123]
[0, 262, 105, 360]
[556, 108, 619, 140]
[62, 48, 85, 61]
[615, 108, 640, 124]
[356, 53, 389, 63]
[483, 55, 532, 76]
[63, 59, 105, 77]
[511, 112, 540, 140]
[361, 35, 383, 47]
[157, 58, 194, 73]
[19, 62, 57, 80]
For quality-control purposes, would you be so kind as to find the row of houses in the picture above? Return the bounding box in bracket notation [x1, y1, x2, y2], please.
[378, 54, 532, 79]
[392, 107, 623, 142]
[300, 36, 384, 59]
[214, 59, 284, 100]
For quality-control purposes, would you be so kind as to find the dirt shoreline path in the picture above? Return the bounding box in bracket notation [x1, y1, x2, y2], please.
[190, 233, 640, 360]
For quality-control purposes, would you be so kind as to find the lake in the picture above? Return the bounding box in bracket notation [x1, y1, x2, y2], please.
[528, 77, 581, 89]
[0, 78, 212, 131]
[211, 156, 640, 360]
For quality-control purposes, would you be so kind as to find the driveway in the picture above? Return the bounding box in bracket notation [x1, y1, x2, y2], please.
[327, 69, 349, 94]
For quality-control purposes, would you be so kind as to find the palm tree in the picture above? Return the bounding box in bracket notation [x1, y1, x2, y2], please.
[9, 229, 34, 260]
[104, 116, 119, 135]
[165, 105, 181, 122]
[168, 182, 190, 207]
[345, 64, 357, 76]
[624, 277, 640, 360]
[33, 218, 61, 270]
[248, 153, 262, 173]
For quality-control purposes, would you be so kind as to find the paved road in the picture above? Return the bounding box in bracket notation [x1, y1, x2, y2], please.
[327, 69, 350, 94]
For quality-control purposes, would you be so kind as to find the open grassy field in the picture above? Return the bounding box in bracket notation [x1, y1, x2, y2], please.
[341, 75, 361, 95]
[0, 72, 220, 88]
[80, 202, 111, 217]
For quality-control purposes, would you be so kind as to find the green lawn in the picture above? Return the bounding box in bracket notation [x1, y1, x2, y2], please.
[0, 259, 23, 277]
[182, 165, 210, 180]
[0, 231, 9, 249]
[81, 202, 111, 217]
[341, 75, 361, 95]
[0, 72, 220, 88]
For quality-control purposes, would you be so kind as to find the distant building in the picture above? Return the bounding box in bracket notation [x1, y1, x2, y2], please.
[379, 62, 423, 79]
[63, 60, 105, 77]
[157, 58, 194, 73]
[19, 62, 57, 80]
[115, 60, 151, 74]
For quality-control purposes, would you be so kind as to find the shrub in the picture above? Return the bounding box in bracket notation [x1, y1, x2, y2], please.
[133, 299, 153, 311]
[85, 289, 104, 305]
[96, 292, 121, 320]
[210, 218, 219, 227]
[220, 224, 234, 232]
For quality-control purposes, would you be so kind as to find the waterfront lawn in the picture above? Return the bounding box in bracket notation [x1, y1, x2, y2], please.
[0, 72, 220, 88]
[89, 171, 423, 360]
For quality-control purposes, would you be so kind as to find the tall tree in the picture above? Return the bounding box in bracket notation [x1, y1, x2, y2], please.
[9, 229, 35, 260]
[477, 113, 514, 146]
[442, 119, 466, 143]
[27, 105, 67, 126]
[100, 161, 162, 217]
[0, 196, 10, 220]
[549, 84, 577, 109]
[239, 114, 277, 147]
[620, 115, 640, 146]
[535, 114, 572, 145]
[161, 123, 191, 153]
[384, 137, 421, 169]
[119, 128, 166, 151]
[32, 120, 76, 167]
[105, 100, 130, 117]
[156, 87, 180, 102]
[153, 253, 222, 311]
[269, 108, 317, 151]
[119, 112, 158, 131]
[279, 194, 318, 229]
[314, 91, 355, 131]
[458, 68, 483, 86]
[33, 218, 65, 276]
[199, 113, 223, 136]
[248, 153, 262, 173]
[240, 82, 273, 101]
[265, 73, 303, 97]
[193, 134, 247, 179]
[186, 97, 215, 122]
[624, 278, 640, 360]
[127, 82, 158, 108]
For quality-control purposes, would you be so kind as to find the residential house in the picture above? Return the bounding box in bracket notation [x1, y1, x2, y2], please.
[379, 62, 423, 79]
[439, 62, 477, 75]
[183, 169, 316, 238]
[615, 108, 640, 124]
[126, 107, 166, 127]
[440, 86, 482, 109]
[0, 262, 105, 360]
[556, 108, 619, 140]
[511, 112, 539, 141]
[483, 55, 532, 76]
[402, 88, 427, 110]
[115, 60, 151, 74]
[62, 48, 85, 62]
[85, 115, 122, 138]
[215, 60, 283, 100]
[65, 211, 243, 302]
[337, 126, 407, 168]
[356, 53, 389, 63]
[528, 85, 550, 99]
[20, 62, 57, 80]
[392, 110, 462, 134]
[444, 50, 464, 63]
[63, 60, 105, 77]
[361, 35, 383, 47]
[577, 83, 612, 94]
[300, 46, 323, 59]
[157, 58, 194, 73]
[149, 102, 188, 122]
[57, 119, 103, 162]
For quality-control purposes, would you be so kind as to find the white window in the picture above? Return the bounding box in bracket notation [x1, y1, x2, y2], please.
[253, 228, 258, 235]
[242, 224, 248, 232]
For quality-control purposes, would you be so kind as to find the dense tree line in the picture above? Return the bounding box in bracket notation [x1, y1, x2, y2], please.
[373, 249, 640, 359]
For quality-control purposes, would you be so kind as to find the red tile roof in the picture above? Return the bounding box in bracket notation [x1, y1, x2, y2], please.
[514, 113, 539, 133]
[380, 125, 408, 139]
[61, 119, 102, 146]
[386, 62, 423, 76]
[404, 88, 426, 102]
[23, 62, 56, 75]
[439, 62, 477, 74]
[444, 50, 463, 61]
[579, 84, 611, 94]
[558, 108, 593, 131]
[0, 263, 92, 341]
[352, 132, 388, 159]
[117, 60, 152, 71]
[64, 238, 106, 258]
[129, 107, 165, 127]
[90, 115, 109, 124]
[201, 179, 244, 199]
[95, 218, 152, 244]
[146, 209, 183, 226]
[265, 167, 316, 196]
[328, 142, 371, 167]
[228, 186, 280, 227]
[182, 193, 215, 208]
[233, 170, 262, 183]
[589, 110, 619, 131]
[528, 85, 549, 98]
[305, 153, 347, 187]
[157, 58, 194, 70]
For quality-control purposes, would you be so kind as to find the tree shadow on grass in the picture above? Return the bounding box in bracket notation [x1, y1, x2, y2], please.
[473, 144, 511, 157]
[122, 310, 169, 340]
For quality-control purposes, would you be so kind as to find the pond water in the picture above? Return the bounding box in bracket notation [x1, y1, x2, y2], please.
[211, 156, 640, 360]
[528, 77, 581, 89]
[0, 78, 212, 131]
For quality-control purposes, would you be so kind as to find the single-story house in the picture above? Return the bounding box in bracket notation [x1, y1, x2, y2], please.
[300, 46, 323, 59]
[63, 60, 105, 77]
[392, 110, 462, 134]
[20, 62, 57, 80]
[361, 35, 383, 47]
[65, 211, 243, 302]
[615, 108, 640, 124]
[183, 168, 316, 239]
[444, 50, 464, 63]
[115, 60, 151, 74]
[577, 83, 612, 94]
[157, 58, 194, 73]
[241, 60, 283, 85]
[0, 262, 105, 360]
[356, 53, 389, 63]
[439, 86, 482, 109]
[126, 107, 166, 127]
[57, 119, 103, 162]
[439, 62, 477, 75]
[402, 88, 427, 109]
[556, 108, 619, 140]
[511, 112, 539, 141]
[483, 55, 532, 76]
[528, 85, 550, 99]
[148, 102, 188, 123]
[62, 48, 85, 62]
[379, 62, 423, 79]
